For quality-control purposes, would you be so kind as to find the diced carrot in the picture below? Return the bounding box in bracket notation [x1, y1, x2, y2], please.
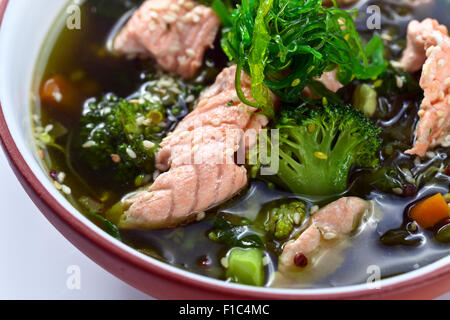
[409, 193, 450, 228]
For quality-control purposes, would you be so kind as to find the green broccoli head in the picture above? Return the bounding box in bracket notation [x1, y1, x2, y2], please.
[275, 104, 382, 196]
[262, 200, 306, 239]
[74, 94, 165, 186]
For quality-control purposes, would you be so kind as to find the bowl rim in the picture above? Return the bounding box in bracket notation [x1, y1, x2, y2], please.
[0, 0, 449, 299]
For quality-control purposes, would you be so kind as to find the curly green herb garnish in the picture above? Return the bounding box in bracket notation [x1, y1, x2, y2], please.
[221, 0, 387, 116]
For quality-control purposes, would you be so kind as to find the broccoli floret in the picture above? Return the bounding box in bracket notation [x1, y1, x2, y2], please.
[74, 94, 165, 186]
[262, 200, 306, 239]
[274, 104, 382, 196]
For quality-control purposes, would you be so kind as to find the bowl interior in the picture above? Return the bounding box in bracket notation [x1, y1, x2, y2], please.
[0, 0, 448, 298]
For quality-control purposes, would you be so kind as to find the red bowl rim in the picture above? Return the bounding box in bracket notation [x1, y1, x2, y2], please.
[0, 0, 449, 299]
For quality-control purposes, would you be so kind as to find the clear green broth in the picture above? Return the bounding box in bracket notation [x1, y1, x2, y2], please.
[33, 0, 450, 288]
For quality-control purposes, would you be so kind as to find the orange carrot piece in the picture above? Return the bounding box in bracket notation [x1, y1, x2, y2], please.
[409, 193, 450, 228]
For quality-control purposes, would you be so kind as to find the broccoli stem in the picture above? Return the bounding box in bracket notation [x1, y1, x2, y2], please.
[225, 247, 265, 286]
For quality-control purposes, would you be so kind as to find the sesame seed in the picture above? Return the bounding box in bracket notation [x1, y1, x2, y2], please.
[293, 212, 301, 224]
[53, 92, 63, 102]
[143, 140, 155, 149]
[373, 79, 383, 88]
[192, 14, 200, 23]
[153, 170, 160, 181]
[196, 211, 205, 221]
[185, 48, 195, 58]
[179, 131, 190, 138]
[53, 181, 62, 190]
[314, 151, 328, 160]
[183, 1, 195, 9]
[185, 95, 195, 103]
[163, 14, 177, 24]
[418, 109, 425, 117]
[414, 157, 421, 166]
[170, 3, 180, 11]
[57, 172, 66, 184]
[210, 119, 220, 126]
[262, 256, 270, 266]
[323, 232, 337, 240]
[380, 32, 392, 42]
[82, 141, 96, 148]
[310, 205, 319, 214]
[426, 151, 436, 159]
[126, 147, 137, 159]
[225, 148, 234, 156]
[44, 124, 54, 133]
[61, 185, 71, 195]
[193, 6, 203, 15]
[220, 257, 229, 268]
[149, 11, 158, 19]
[392, 187, 403, 195]
[438, 59, 445, 67]
[291, 78, 301, 87]
[168, 44, 180, 53]
[135, 116, 146, 126]
[395, 76, 403, 88]
[177, 56, 188, 66]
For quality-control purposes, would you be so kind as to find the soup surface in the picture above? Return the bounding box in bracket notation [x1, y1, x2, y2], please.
[33, 0, 450, 288]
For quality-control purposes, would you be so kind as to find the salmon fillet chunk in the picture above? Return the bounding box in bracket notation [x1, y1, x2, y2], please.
[114, 0, 220, 78]
[399, 19, 450, 157]
[279, 197, 369, 272]
[399, 19, 448, 73]
[119, 66, 269, 229]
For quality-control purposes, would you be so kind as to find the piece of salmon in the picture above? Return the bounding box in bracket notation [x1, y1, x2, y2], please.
[114, 0, 220, 78]
[400, 19, 450, 157]
[119, 66, 269, 229]
[303, 69, 344, 98]
[279, 197, 369, 272]
[399, 19, 448, 73]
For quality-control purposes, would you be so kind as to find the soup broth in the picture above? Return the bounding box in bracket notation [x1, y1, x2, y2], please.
[32, 0, 450, 288]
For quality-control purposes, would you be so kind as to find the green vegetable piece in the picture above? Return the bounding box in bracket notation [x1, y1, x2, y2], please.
[106, 201, 125, 226]
[221, 0, 387, 115]
[353, 84, 377, 117]
[263, 200, 306, 239]
[74, 94, 164, 186]
[435, 224, 450, 243]
[86, 211, 121, 240]
[208, 214, 264, 248]
[269, 103, 382, 195]
[226, 248, 265, 286]
[379, 228, 421, 246]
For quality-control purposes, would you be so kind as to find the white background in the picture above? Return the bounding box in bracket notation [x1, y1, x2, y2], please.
[0, 147, 150, 299]
[0, 147, 447, 300]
